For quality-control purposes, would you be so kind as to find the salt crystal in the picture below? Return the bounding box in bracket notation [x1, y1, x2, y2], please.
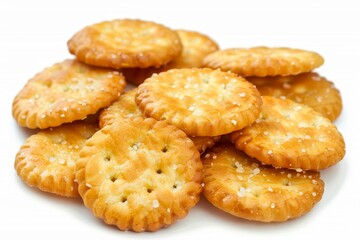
[153, 200, 160, 208]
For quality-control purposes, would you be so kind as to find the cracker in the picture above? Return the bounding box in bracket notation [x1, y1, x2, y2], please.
[247, 72, 342, 121]
[202, 47, 324, 77]
[202, 144, 324, 222]
[75, 117, 203, 232]
[122, 29, 219, 85]
[191, 136, 221, 154]
[136, 68, 262, 136]
[14, 123, 98, 197]
[230, 96, 345, 170]
[99, 89, 220, 153]
[67, 19, 182, 69]
[12, 59, 125, 129]
[99, 88, 141, 128]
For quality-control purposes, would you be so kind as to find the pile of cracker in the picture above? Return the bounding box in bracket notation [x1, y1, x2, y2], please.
[13, 19, 345, 232]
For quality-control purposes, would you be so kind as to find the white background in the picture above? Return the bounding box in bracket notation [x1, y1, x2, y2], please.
[1, 0, 359, 239]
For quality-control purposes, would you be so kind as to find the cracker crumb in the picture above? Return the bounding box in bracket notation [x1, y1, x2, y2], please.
[267, 150, 273, 155]
[312, 192, 317, 197]
[268, 187, 273, 192]
[85, 183, 92, 188]
[271, 203, 276, 208]
[231, 119, 237, 125]
[239, 92, 246, 97]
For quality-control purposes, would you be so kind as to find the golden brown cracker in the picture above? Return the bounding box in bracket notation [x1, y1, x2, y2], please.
[248, 72, 342, 121]
[191, 136, 221, 154]
[202, 47, 324, 77]
[14, 123, 98, 197]
[12, 59, 125, 129]
[99, 88, 142, 128]
[136, 68, 262, 136]
[122, 29, 219, 85]
[230, 96, 345, 170]
[75, 117, 203, 232]
[202, 144, 324, 222]
[67, 19, 182, 69]
[99, 89, 220, 154]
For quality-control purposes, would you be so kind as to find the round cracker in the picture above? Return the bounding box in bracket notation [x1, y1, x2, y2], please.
[202, 144, 324, 222]
[67, 19, 182, 69]
[99, 89, 220, 153]
[230, 96, 345, 170]
[247, 72, 343, 121]
[191, 136, 221, 154]
[202, 47, 324, 77]
[136, 68, 262, 136]
[12, 59, 125, 129]
[99, 88, 142, 128]
[75, 117, 203, 232]
[122, 29, 219, 85]
[14, 123, 98, 197]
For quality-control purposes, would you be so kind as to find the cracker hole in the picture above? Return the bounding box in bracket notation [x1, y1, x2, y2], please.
[44, 81, 52, 88]
[110, 175, 117, 182]
[147, 188, 153, 193]
[104, 155, 111, 162]
[121, 197, 127, 203]
[252, 192, 260, 197]
[282, 179, 290, 186]
[156, 169, 162, 174]
[172, 184, 177, 189]
[161, 146, 168, 153]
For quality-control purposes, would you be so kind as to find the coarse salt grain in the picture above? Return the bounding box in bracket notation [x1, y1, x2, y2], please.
[237, 187, 246, 197]
[235, 162, 244, 173]
[252, 168, 260, 175]
[153, 200, 160, 208]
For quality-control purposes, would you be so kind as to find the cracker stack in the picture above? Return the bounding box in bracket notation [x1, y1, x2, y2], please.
[13, 18, 345, 232]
